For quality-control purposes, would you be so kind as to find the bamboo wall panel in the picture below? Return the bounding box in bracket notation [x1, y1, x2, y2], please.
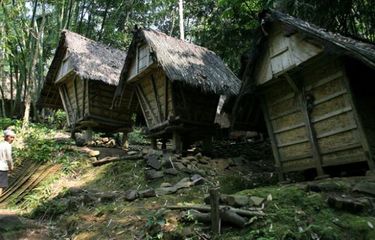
[282, 157, 314, 172]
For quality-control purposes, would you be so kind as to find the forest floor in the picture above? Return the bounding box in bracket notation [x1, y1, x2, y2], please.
[0, 130, 375, 240]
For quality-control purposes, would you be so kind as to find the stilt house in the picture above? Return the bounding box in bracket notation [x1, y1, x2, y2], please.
[237, 10, 375, 179]
[39, 30, 137, 134]
[114, 29, 241, 151]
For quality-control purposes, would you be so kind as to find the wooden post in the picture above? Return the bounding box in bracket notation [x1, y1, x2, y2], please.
[210, 187, 221, 236]
[172, 131, 183, 153]
[122, 132, 129, 150]
[84, 127, 93, 143]
[161, 138, 167, 150]
[151, 138, 157, 150]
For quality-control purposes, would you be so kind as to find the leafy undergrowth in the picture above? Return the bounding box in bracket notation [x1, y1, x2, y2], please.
[1, 118, 374, 239]
[220, 185, 375, 240]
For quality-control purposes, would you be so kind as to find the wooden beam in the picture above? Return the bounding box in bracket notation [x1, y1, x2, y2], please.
[260, 95, 284, 181]
[127, 88, 135, 110]
[58, 87, 71, 126]
[150, 74, 163, 122]
[73, 75, 81, 118]
[136, 84, 158, 124]
[299, 86, 325, 176]
[82, 78, 87, 117]
[135, 88, 150, 128]
[164, 77, 169, 120]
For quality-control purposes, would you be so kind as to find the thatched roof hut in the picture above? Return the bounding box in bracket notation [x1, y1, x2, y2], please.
[39, 30, 136, 134]
[236, 9, 375, 179]
[115, 28, 241, 151]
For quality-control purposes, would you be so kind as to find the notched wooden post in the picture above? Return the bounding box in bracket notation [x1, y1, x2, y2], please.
[210, 187, 221, 236]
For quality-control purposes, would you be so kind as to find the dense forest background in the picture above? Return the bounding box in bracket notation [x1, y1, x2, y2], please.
[0, 0, 374, 126]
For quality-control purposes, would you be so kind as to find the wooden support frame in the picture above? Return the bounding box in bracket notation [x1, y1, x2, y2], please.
[164, 77, 169, 120]
[340, 65, 375, 170]
[73, 75, 81, 119]
[150, 74, 163, 122]
[260, 95, 284, 181]
[136, 84, 158, 125]
[82, 78, 87, 117]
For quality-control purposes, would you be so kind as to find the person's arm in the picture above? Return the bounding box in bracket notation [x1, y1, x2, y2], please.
[6, 144, 13, 171]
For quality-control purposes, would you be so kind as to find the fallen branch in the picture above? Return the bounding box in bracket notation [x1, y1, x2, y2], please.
[167, 205, 266, 217]
[92, 153, 143, 167]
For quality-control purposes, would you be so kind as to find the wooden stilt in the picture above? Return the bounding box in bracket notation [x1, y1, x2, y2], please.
[172, 131, 183, 153]
[122, 132, 129, 150]
[151, 138, 158, 150]
[84, 127, 93, 143]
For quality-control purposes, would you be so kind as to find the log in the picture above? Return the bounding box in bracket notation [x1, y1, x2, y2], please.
[220, 206, 247, 228]
[183, 208, 247, 228]
[166, 205, 265, 217]
[92, 153, 143, 167]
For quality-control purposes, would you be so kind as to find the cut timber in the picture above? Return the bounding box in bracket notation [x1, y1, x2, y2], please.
[92, 153, 143, 167]
[210, 187, 221, 235]
[166, 205, 266, 217]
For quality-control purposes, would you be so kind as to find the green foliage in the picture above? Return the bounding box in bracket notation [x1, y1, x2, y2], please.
[128, 128, 150, 145]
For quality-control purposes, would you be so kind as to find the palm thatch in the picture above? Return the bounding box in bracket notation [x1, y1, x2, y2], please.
[118, 29, 241, 96]
[38, 30, 126, 109]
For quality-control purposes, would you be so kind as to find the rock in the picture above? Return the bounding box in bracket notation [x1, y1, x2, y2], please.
[307, 181, 348, 193]
[198, 158, 209, 164]
[249, 196, 265, 206]
[142, 148, 150, 155]
[164, 168, 179, 175]
[195, 152, 203, 159]
[327, 195, 371, 213]
[145, 169, 164, 180]
[82, 193, 96, 205]
[160, 182, 173, 188]
[127, 151, 138, 156]
[185, 156, 197, 161]
[352, 181, 375, 197]
[175, 177, 194, 189]
[146, 154, 161, 170]
[0, 214, 24, 231]
[124, 190, 138, 201]
[88, 150, 100, 157]
[220, 194, 249, 207]
[98, 192, 118, 203]
[139, 188, 156, 198]
[89, 157, 97, 161]
[174, 162, 185, 170]
[191, 174, 204, 185]
[161, 153, 174, 168]
[155, 186, 178, 196]
[231, 156, 246, 166]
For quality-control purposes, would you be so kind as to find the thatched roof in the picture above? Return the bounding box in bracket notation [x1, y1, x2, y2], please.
[119, 29, 241, 96]
[264, 9, 375, 69]
[38, 30, 126, 109]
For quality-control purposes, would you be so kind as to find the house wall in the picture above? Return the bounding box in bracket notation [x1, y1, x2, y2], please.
[263, 57, 368, 173]
[135, 67, 173, 129]
[172, 82, 219, 125]
[88, 81, 132, 128]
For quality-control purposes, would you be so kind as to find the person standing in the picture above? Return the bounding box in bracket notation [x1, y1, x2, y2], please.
[0, 129, 15, 196]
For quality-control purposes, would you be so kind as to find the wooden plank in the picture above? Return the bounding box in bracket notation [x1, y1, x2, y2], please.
[277, 138, 309, 148]
[274, 122, 305, 134]
[268, 92, 295, 107]
[305, 71, 343, 91]
[136, 84, 157, 125]
[73, 76, 81, 118]
[311, 106, 352, 123]
[127, 88, 135, 110]
[316, 125, 357, 139]
[260, 95, 284, 181]
[313, 90, 347, 106]
[270, 108, 300, 120]
[151, 74, 163, 122]
[321, 143, 362, 155]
